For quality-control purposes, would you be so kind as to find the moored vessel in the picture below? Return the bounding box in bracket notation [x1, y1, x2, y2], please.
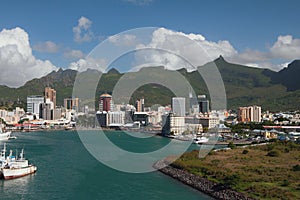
[0, 144, 37, 179]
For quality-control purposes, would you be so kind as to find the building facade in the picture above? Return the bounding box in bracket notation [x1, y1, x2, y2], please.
[45, 87, 56, 108]
[198, 95, 210, 113]
[172, 97, 186, 117]
[99, 93, 113, 112]
[27, 95, 44, 117]
[162, 112, 186, 136]
[64, 98, 79, 111]
[238, 105, 262, 122]
[135, 98, 145, 112]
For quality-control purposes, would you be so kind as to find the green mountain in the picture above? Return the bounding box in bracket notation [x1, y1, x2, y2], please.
[0, 57, 299, 112]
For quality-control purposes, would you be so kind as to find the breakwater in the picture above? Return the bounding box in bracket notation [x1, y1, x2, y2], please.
[154, 160, 255, 200]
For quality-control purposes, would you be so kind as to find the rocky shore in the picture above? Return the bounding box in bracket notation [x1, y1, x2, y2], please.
[153, 160, 255, 200]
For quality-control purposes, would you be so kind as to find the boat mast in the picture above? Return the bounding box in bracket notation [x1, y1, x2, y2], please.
[1, 143, 6, 159]
[20, 149, 24, 160]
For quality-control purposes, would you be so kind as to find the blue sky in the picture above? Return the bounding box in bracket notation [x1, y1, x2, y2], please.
[0, 0, 300, 87]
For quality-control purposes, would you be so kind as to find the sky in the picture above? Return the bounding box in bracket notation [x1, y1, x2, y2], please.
[1, 0, 300, 87]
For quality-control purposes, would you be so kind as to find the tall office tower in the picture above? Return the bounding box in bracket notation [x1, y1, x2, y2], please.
[99, 93, 113, 112]
[135, 98, 145, 112]
[189, 90, 199, 114]
[64, 98, 79, 111]
[172, 97, 186, 117]
[27, 95, 44, 117]
[198, 95, 210, 114]
[238, 105, 262, 122]
[45, 87, 56, 108]
[252, 105, 262, 122]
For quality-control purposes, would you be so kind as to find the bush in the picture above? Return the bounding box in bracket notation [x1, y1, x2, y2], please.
[266, 144, 275, 151]
[224, 174, 241, 187]
[242, 149, 249, 154]
[228, 142, 236, 149]
[281, 180, 290, 186]
[284, 148, 290, 153]
[292, 164, 300, 171]
[267, 150, 280, 157]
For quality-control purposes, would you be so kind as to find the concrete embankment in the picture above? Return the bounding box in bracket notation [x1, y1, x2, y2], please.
[154, 160, 255, 200]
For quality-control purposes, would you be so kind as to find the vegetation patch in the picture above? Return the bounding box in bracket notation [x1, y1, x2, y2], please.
[173, 141, 300, 200]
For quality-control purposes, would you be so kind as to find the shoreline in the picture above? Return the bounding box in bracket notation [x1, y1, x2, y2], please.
[153, 159, 255, 200]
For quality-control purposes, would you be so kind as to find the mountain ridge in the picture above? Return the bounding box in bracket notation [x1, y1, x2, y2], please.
[0, 57, 299, 112]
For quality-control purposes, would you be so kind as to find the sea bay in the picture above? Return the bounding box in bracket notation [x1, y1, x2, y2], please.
[0, 130, 212, 200]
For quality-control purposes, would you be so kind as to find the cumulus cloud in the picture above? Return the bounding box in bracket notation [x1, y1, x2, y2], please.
[225, 35, 300, 71]
[68, 57, 107, 72]
[73, 16, 94, 43]
[64, 49, 85, 59]
[270, 35, 300, 60]
[0, 27, 57, 87]
[78, 28, 300, 73]
[33, 41, 60, 53]
[108, 34, 138, 46]
[133, 28, 237, 71]
[135, 29, 300, 71]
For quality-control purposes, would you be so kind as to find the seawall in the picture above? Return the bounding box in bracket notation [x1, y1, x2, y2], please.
[153, 160, 255, 200]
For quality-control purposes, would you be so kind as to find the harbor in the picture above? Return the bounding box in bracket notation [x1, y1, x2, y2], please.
[0, 130, 212, 200]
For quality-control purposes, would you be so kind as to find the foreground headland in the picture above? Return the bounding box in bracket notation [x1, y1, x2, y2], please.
[154, 140, 300, 200]
[154, 160, 254, 200]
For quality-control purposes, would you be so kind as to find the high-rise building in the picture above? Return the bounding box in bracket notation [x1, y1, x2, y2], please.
[238, 105, 261, 122]
[135, 98, 145, 112]
[252, 105, 262, 122]
[189, 90, 199, 114]
[40, 103, 52, 120]
[45, 87, 56, 108]
[96, 111, 125, 127]
[64, 98, 79, 111]
[27, 95, 44, 117]
[99, 93, 113, 112]
[161, 112, 186, 136]
[172, 97, 186, 117]
[198, 95, 210, 113]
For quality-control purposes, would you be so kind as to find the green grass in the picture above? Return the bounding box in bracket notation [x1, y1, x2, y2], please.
[173, 141, 300, 200]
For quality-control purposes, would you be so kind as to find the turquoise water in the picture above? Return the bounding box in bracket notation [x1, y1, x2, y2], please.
[0, 131, 212, 200]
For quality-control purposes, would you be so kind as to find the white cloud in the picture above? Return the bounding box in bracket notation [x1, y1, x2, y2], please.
[0, 27, 58, 87]
[225, 35, 300, 71]
[33, 41, 60, 53]
[64, 49, 85, 59]
[73, 16, 94, 43]
[68, 57, 106, 72]
[270, 35, 300, 60]
[108, 34, 138, 46]
[133, 28, 237, 71]
[134, 29, 300, 71]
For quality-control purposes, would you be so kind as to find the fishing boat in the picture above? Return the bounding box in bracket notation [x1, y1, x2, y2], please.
[0, 144, 37, 179]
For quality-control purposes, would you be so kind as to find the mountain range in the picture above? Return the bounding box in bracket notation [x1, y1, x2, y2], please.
[0, 56, 299, 112]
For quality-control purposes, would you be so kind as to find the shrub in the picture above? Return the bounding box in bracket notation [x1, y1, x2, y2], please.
[281, 180, 290, 186]
[223, 174, 241, 187]
[284, 148, 290, 153]
[242, 149, 249, 154]
[267, 150, 280, 157]
[292, 164, 300, 171]
[228, 141, 236, 149]
[266, 144, 275, 151]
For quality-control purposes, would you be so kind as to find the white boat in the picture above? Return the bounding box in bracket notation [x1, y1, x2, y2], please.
[0, 129, 11, 141]
[193, 136, 209, 144]
[0, 144, 37, 179]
